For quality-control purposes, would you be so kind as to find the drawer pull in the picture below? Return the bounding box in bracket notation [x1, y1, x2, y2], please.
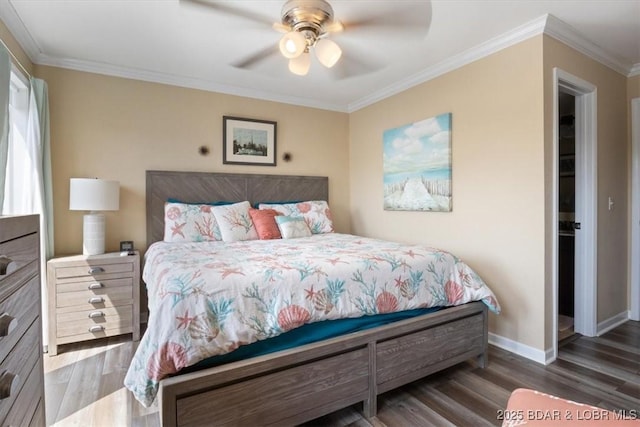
[88, 311, 105, 319]
[0, 313, 18, 338]
[88, 267, 105, 274]
[88, 297, 105, 304]
[89, 325, 105, 333]
[88, 282, 104, 290]
[0, 256, 16, 276]
[0, 370, 18, 400]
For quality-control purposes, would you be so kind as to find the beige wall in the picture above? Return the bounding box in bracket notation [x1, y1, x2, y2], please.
[34, 66, 350, 256]
[543, 36, 629, 349]
[350, 37, 547, 350]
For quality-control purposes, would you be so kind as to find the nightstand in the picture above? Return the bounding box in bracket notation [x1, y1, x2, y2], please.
[46, 251, 140, 356]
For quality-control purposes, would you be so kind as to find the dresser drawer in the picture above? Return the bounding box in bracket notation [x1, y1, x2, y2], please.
[0, 275, 40, 364]
[56, 283, 133, 309]
[0, 321, 40, 423]
[2, 358, 43, 427]
[0, 233, 39, 286]
[56, 305, 133, 343]
[55, 260, 133, 280]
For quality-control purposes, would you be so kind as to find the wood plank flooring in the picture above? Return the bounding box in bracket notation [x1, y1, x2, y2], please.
[44, 320, 640, 426]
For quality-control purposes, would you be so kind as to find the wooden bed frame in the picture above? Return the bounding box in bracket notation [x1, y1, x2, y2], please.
[145, 170, 489, 427]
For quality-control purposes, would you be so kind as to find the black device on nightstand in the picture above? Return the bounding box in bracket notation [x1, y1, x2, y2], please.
[120, 240, 134, 255]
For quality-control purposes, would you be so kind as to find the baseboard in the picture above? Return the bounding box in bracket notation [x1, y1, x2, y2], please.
[489, 332, 547, 365]
[597, 310, 629, 336]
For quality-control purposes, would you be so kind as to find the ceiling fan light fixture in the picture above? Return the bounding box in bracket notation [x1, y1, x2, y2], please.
[289, 51, 311, 75]
[314, 38, 341, 68]
[279, 31, 306, 59]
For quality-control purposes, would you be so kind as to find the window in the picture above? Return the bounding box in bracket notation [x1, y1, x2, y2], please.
[2, 66, 33, 214]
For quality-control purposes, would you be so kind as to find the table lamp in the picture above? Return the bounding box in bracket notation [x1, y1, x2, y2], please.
[69, 178, 120, 255]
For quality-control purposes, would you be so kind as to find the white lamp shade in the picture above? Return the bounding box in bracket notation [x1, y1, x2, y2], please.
[279, 31, 306, 59]
[69, 178, 119, 211]
[289, 52, 311, 76]
[315, 38, 342, 68]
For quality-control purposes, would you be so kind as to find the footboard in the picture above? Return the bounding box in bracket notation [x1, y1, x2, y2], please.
[158, 302, 488, 427]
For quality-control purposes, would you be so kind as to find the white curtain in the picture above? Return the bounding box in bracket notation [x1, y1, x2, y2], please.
[0, 46, 10, 209]
[1, 64, 54, 346]
[3, 78, 53, 249]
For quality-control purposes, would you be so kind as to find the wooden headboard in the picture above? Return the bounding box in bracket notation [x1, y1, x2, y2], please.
[146, 170, 329, 247]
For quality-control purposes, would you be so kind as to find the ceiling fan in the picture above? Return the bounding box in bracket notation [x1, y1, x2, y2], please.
[273, 0, 344, 75]
[182, 0, 431, 77]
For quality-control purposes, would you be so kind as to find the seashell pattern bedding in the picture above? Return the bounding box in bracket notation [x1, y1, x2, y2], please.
[124, 233, 500, 407]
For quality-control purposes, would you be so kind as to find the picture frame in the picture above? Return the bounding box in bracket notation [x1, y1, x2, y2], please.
[223, 116, 277, 166]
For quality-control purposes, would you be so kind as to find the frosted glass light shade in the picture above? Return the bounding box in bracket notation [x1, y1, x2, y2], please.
[279, 31, 306, 59]
[288, 52, 311, 76]
[69, 178, 119, 211]
[315, 38, 342, 68]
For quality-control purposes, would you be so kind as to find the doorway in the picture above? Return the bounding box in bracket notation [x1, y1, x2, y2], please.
[557, 92, 575, 341]
[552, 68, 598, 362]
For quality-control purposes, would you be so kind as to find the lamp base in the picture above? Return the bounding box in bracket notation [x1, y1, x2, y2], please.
[83, 212, 106, 255]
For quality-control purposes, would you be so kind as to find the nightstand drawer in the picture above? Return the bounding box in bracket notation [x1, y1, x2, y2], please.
[55, 261, 133, 280]
[56, 277, 133, 294]
[56, 305, 133, 338]
[56, 284, 133, 309]
[0, 275, 40, 364]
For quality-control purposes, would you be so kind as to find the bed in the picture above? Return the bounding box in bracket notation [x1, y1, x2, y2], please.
[127, 170, 500, 427]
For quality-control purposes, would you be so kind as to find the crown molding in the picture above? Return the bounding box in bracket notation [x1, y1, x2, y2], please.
[348, 14, 636, 112]
[348, 15, 548, 112]
[35, 54, 348, 112]
[0, 1, 40, 62]
[543, 14, 631, 77]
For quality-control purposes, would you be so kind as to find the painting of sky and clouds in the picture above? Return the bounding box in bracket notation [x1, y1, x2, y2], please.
[383, 113, 452, 211]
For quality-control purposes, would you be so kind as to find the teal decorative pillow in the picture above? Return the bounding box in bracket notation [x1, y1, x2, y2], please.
[163, 202, 222, 242]
[275, 216, 312, 239]
[259, 200, 334, 234]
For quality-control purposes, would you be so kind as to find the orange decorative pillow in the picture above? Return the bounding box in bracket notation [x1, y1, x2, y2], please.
[249, 208, 281, 240]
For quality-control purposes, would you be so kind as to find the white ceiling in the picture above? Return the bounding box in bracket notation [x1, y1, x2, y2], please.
[1, 0, 639, 112]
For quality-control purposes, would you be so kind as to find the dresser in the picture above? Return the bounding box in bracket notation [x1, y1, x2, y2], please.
[0, 215, 45, 427]
[46, 251, 140, 356]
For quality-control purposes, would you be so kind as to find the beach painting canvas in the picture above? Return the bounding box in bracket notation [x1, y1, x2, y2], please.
[383, 113, 452, 211]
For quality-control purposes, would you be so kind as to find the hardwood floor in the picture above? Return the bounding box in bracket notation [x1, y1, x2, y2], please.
[44, 320, 639, 426]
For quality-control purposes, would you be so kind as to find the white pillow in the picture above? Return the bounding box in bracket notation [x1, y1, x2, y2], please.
[163, 202, 222, 242]
[275, 216, 312, 239]
[212, 201, 259, 242]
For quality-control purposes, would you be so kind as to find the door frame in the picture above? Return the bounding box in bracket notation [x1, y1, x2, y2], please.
[631, 97, 640, 321]
[552, 68, 598, 361]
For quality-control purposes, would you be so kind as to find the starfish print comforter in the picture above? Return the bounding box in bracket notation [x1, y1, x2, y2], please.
[124, 233, 500, 406]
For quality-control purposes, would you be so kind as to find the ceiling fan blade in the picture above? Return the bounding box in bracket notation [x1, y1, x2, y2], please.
[324, 20, 344, 33]
[272, 22, 291, 33]
[232, 45, 280, 69]
[180, 0, 274, 27]
[327, 44, 383, 80]
[340, 3, 431, 37]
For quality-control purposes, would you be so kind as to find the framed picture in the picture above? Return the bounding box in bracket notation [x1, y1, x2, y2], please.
[383, 113, 453, 212]
[223, 116, 277, 166]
